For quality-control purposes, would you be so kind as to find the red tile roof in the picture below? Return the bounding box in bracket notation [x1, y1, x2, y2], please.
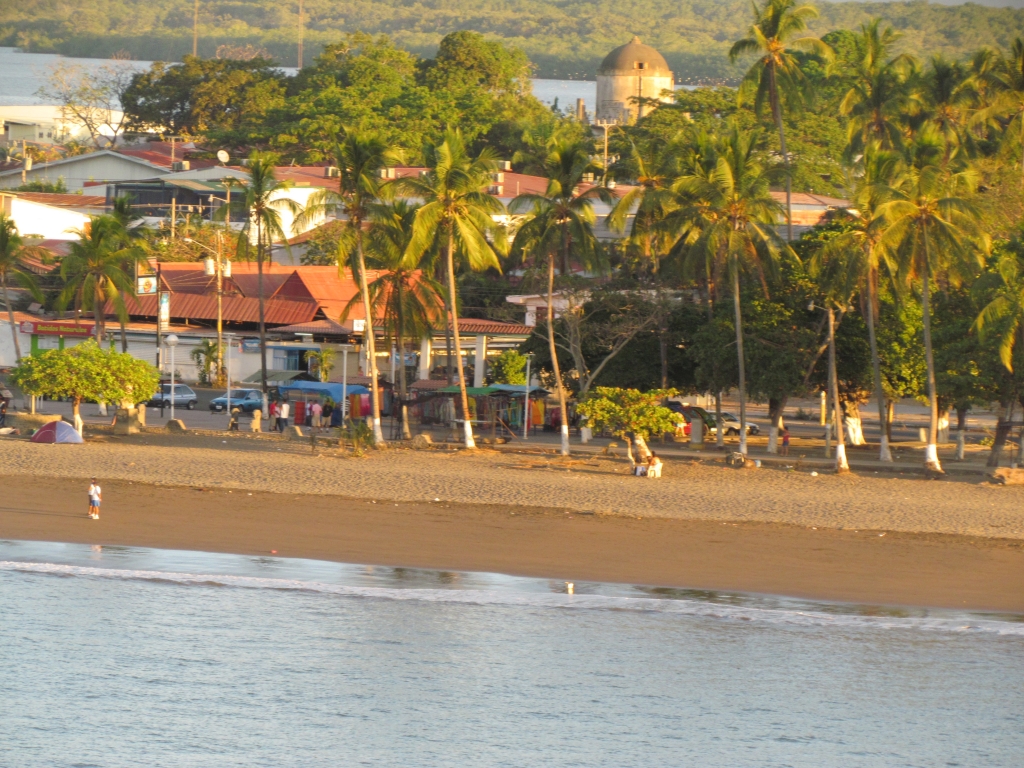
[452, 319, 532, 335]
[273, 318, 353, 336]
[117, 293, 319, 325]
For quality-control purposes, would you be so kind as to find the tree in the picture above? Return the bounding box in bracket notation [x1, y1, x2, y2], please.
[510, 136, 609, 454]
[399, 129, 505, 449]
[879, 131, 989, 473]
[984, 38, 1024, 187]
[576, 386, 679, 467]
[190, 339, 218, 385]
[813, 147, 900, 460]
[730, 0, 833, 241]
[298, 129, 402, 445]
[0, 212, 45, 362]
[37, 58, 135, 148]
[306, 347, 336, 383]
[9, 340, 158, 434]
[840, 20, 917, 157]
[360, 199, 444, 439]
[490, 349, 527, 385]
[58, 215, 138, 345]
[232, 153, 301, 412]
[672, 123, 790, 455]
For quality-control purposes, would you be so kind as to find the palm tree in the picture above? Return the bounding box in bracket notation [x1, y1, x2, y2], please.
[840, 20, 917, 156]
[296, 129, 401, 446]
[306, 346, 336, 382]
[59, 215, 138, 345]
[398, 129, 505, 450]
[0, 213, 45, 361]
[730, 0, 833, 242]
[671, 124, 791, 455]
[878, 130, 988, 473]
[190, 338, 219, 385]
[983, 38, 1024, 186]
[232, 152, 301, 413]
[510, 137, 609, 455]
[814, 146, 900, 461]
[359, 200, 444, 439]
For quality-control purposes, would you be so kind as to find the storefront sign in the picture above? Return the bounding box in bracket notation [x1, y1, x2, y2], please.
[241, 338, 261, 353]
[137, 275, 158, 295]
[158, 292, 170, 330]
[19, 321, 95, 337]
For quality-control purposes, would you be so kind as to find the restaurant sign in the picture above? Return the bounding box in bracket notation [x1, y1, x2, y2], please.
[19, 320, 96, 337]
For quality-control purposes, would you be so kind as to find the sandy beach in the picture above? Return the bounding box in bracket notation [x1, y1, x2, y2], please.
[2, 433, 1023, 611]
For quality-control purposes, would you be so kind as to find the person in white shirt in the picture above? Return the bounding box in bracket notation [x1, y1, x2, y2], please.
[87, 478, 102, 520]
[278, 400, 290, 432]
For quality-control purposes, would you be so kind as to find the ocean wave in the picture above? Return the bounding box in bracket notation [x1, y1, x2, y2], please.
[3, 560, 1022, 636]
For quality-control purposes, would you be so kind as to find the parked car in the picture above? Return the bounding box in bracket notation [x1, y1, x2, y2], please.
[148, 384, 198, 410]
[665, 403, 716, 437]
[210, 389, 264, 413]
[720, 411, 760, 436]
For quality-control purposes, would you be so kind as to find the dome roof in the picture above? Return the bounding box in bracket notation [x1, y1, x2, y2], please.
[598, 36, 671, 76]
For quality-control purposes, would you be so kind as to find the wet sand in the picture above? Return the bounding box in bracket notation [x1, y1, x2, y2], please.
[2, 474, 1022, 613]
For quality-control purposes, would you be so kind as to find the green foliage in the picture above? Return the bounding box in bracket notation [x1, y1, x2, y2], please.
[301, 221, 346, 266]
[306, 347, 336, 382]
[490, 350, 527, 385]
[190, 339, 218, 386]
[10, 339, 159, 407]
[576, 386, 679, 441]
[14, 178, 69, 193]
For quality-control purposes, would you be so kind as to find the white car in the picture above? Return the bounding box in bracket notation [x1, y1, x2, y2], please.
[718, 412, 760, 436]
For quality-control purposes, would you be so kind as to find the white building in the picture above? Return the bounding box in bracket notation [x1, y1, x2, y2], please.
[0, 105, 125, 148]
[0, 149, 167, 192]
[596, 37, 675, 123]
[0, 190, 105, 240]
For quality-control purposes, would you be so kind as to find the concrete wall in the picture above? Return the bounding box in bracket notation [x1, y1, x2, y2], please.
[596, 73, 674, 122]
[3, 196, 91, 240]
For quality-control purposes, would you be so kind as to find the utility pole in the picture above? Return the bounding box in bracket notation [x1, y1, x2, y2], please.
[594, 120, 616, 185]
[192, 0, 199, 57]
[297, 0, 305, 69]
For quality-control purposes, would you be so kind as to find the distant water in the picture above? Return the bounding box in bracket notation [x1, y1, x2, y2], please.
[0, 48, 675, 111]
[1, 540, 1022, 766]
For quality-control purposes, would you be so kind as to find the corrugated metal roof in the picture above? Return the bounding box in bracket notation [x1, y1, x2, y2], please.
[273, 318, 353, 336]
[119, 293, 319, 325]
[451, 319, 533, 335]
[14, 193, 107, 208]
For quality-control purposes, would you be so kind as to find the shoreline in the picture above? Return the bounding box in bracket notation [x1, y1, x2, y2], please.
[2, 475, 1023, 613]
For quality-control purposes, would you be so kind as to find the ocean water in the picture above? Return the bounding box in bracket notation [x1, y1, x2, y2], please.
[0, 540, 1022, 767]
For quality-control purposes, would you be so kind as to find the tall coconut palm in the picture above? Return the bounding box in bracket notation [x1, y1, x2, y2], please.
[983, 38, 1024, 186]
[671, 124, 791, 455]
[355, 199, 444, 439]
[840, 20, 917, 156]
[813, 145, 900, 461]
[0, 212, 45, 361]
[398, 129, 505, 449]
[730, 0, 833, 242]
[232, 152, 301, 414]
[510, 137, 609, 455]
[878, 131, 989, 473]
[296, 129, 401, 445]
[59, 215, 138, 345]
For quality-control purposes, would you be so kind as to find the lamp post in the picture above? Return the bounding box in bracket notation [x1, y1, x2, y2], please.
[165, 334, 179, 421]
[185, 234, 230, 386]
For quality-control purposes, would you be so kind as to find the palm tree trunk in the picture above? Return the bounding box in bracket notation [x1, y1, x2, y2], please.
[921, 230, 943, 473]
[731, 266, 748, 455]
[548, 254, 570, 456]
[2, 276, 22, 361]
[94, 282, 104, 345]
[447, 232, 475, 449]
[828, 307, 849, 472]
[257, 219, 269, 417]
[120, 318, 128, 353]
[706, 277, 725, 448]
[357, 234, 384, 446]
[769, 68, 793, 242]
[396, 282, 412, 440]
[864, 267, 892, 462]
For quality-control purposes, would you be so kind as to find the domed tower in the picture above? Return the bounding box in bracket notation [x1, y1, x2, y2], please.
[596, 36, 674, 123]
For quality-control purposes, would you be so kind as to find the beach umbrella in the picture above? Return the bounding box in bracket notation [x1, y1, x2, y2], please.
[30, 420, 84, 444]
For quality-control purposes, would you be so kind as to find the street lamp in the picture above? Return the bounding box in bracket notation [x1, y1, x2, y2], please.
[165, 333, 179, 421]
[184, 234, 230, 386]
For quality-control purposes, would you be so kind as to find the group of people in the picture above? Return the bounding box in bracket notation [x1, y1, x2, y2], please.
[633, 452, 663, 478]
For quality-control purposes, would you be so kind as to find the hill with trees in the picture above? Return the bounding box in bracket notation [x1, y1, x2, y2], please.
[5, 0, 1024, 80]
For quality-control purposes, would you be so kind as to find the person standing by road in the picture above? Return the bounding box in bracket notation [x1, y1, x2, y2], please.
[278, 400, 290, 432]
[87, 477, 102, 520]
[781, 427, 791, 457]
[311, 400, 323, 432]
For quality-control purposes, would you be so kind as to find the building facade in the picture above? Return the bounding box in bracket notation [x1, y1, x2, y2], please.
[596, 37, 675, 123]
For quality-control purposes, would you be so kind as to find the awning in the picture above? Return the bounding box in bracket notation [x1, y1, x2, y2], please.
[243, 370, 315, 384]
[437, 386, 501, 396]
[489, 384, 550, 396]
[277, 381, 369, 400]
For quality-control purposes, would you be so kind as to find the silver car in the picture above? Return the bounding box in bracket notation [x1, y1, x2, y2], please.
[719, 411, 760, 435]
[149, 384, 199, 410]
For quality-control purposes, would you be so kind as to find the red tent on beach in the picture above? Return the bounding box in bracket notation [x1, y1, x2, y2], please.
[30, 421, 84, 444]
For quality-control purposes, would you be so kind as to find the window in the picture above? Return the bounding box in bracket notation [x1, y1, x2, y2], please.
[634, 61, 648, 70]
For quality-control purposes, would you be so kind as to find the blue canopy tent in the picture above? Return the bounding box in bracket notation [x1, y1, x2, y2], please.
[277, 381, 369, 401]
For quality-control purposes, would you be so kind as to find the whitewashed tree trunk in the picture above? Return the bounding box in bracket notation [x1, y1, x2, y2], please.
[842, 401, 866, 446]
[955, 430, 965, 461]
[765, 397, 786, 454]
[633, 434, 652, 463]
[937, 410, 950, 444]
[767, 425, 779, 453]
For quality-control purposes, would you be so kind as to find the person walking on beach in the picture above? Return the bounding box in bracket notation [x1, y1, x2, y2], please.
[278, 400, 290, 432]
[781, 427, 790, 456]
[87, 477, 101, 520]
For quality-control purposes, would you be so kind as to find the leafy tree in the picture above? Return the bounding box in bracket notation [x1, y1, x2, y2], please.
[729, 0, 832, 240]
[10, 340, 158, 432]
[398, 129, 505, 449]
[490, 349, 527, 385]
[190, 339, 218, 385]
[306, 347, 337, 383]
[576, 386, 679, 467]
[0, 212, 45, 361]
[300, 221, 347, 266]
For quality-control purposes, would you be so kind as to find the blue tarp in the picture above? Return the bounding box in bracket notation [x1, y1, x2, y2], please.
[277, 381, 369, 401]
